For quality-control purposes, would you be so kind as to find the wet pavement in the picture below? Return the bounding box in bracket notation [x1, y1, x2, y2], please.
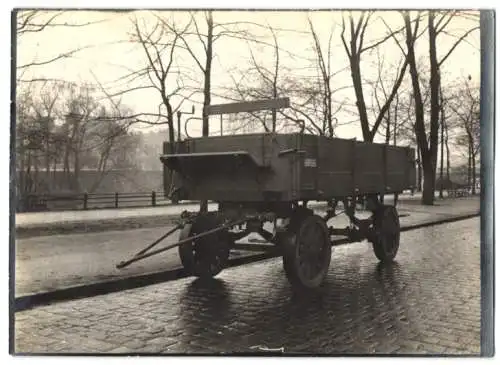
[15, 197, 479, 296]
[14, 217, 481, 355]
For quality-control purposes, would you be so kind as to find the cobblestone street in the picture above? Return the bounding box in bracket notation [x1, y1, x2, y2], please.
[14, 217, 481, 355]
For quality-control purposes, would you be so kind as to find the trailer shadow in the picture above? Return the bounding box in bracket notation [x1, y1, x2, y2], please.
[175, 259, 414, 354]
[180, 278, 232, 318]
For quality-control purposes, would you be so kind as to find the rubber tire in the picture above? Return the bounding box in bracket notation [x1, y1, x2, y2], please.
[282, 214, 332, 290]
[178, 213, 231, 279]
[371, 205, 400, 262]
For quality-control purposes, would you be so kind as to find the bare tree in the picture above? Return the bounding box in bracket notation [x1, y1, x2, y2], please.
[341, 11, 410, 142]
[221, 24, 283, 133]
[16, 80, 72, 197]
[87, 13, 207, 204]
[398, 10, 479, 205]
[15, 80, 136, 207]
[16, 10, 107, 81]
[444, 108, 451, 183]
[156, 11, 219, 137]
[160, 11, 304, 134]
[134, 18, 186, 148]
[222, 20, 350, 137]
[308, 18, 338, 137]
[448, 76, 480, 194]
[16, 88, 41, 197]
[369, 48, 408, 145]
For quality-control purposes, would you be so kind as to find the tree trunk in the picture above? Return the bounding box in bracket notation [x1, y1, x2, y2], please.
[26, 154, 33, 194]
[19, 142, 25, 199]
[467, 144, 472, 188]
[34, 154, 39, 192]
[439, 84, 445, 198]
[162, 94, 175, 154]
[404, 13, 429, 201]
[272, 82, 277, 132]
[63, 146, 70, 190]
[417, 145, 423, 192]
[445, 117, 450, 182]
[421, 156, 436, 205]
[326, 76, 333, 137]
[472, 151, 476, 194]
[385, 115, 391, 145]
[422, 163, 435, 204]
[202, 11, 213, 137]
[426, 11, 440, 205]
[200, 11, 214, 214]
[52, 157, 57, 189]
[393, 94, 399, 146]
[344, 14, 408, 143]
[349, 55, 371, 141]
[73, 147, 80, 192]
[44, 120, 51, 175]
[45, 143, 50, 174]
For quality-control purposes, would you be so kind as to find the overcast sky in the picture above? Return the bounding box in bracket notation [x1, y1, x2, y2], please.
[16, 9, 480, 148]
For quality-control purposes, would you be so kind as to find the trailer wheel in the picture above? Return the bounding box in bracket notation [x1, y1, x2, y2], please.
[178, 213, 231, 279]
[282, 214, 331, 290]
[371, 205, 400, 262]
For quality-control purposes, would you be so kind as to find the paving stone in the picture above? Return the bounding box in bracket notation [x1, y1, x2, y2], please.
[14, 218, 481, 355]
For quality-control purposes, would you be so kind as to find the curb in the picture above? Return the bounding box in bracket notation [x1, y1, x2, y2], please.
[14, 212, 479, 312]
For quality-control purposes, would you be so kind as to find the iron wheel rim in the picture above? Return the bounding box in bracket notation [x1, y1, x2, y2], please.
[377, 207, 400, 256]
[295, 217, 330, 283]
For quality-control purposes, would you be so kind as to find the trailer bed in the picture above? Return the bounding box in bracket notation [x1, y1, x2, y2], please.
[162, 133, 416, 203]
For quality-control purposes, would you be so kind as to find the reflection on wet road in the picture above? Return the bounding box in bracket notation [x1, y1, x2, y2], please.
[15, 218, 480, 355]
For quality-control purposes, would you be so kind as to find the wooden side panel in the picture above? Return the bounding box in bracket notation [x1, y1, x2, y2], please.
[262, 134, 297, 201]
[385, 145, 408, 192]
[354, 142, 385, 194]
[297, 134, 319, 198]
[316, 137, 355, 198]
[184, 170, 267, 201]
[354, 142, 416, 194]
[175, 134, 297, 202]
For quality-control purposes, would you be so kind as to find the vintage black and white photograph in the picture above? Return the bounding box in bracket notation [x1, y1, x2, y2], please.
[10, 6, 494, 356]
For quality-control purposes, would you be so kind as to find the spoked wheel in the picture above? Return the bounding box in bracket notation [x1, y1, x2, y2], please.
[282, 214, 332, 290]
[371, 205, 400, 262]
[178, 213, 232, 280]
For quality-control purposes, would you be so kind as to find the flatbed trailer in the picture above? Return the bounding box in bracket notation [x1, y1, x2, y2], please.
[117, 98, 416, 291]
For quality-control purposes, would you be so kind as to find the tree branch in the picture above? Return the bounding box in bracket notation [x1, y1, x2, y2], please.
[438, 26, 480, 66]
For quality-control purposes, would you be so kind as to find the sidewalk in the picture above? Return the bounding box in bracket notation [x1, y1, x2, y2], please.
[16, 192, 429, 228]
[15, 203, 215, 228]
